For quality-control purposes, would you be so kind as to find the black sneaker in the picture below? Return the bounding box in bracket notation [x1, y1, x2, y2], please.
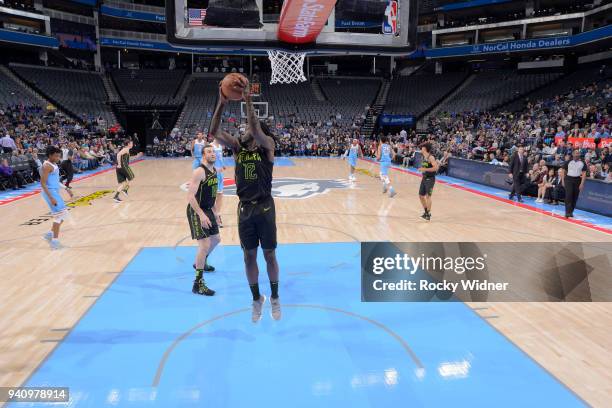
[113, 194, 122, 203]
[192, 279, 215, 296]
[193, 263, 215, 272]
[421, 211, 428, 220]
[425, 212, 431, 221]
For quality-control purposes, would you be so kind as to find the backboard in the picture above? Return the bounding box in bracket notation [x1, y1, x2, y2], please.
[241, 101, 269, 119]
[166, 0, 418, 55]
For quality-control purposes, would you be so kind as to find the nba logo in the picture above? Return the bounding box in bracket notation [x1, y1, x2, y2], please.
[383, 1, 398, 35]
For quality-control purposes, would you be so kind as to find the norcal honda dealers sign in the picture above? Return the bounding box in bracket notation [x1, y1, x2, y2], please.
[277, 0, 336, 43]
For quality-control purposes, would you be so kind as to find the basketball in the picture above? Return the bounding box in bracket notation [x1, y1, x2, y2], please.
[220, 73, 248, 101]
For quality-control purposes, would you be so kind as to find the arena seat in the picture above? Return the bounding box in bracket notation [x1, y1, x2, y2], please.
[0, 67, 41, 108]
[10, 64, 116, 125]
[111, 69, 186, 107]
[435, 70, 563, 113]
[385, 72, 467, 117]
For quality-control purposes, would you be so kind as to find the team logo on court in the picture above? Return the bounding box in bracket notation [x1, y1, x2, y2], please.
[21, 190, 113, 226]
[225, 178, 351, 199]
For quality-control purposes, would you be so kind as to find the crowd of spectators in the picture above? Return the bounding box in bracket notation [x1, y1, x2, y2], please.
[2, 65, 611, 211]
[0, 104, 125, 191]
[410, 79, 612, 203]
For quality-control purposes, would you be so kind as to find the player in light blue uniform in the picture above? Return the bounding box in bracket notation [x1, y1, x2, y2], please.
[40, 145, 73, 249]
[377, 136, 396, 197]
[344, 138, 363, 181]
[192, 132, 206, 169]
[212, 138, 226, 227]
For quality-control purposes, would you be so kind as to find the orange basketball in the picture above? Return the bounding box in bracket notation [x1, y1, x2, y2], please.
[220, 73, 248, 101]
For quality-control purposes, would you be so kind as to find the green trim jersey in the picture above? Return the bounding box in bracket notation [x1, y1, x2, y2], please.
[422, 156, 436, 179]
[235, 147, 273, 202]
[192, 165, 218, 210]
[120, 151, 130, 169]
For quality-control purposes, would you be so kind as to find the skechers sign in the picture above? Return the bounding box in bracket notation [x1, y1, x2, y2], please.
[427, 25, 612, 58]
[277, 0, 336, 43]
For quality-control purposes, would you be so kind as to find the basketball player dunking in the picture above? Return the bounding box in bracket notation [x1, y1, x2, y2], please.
[377, 136, 396, 197]
[113, 139, 137, 203]
[41, 146, 74, 249]
[211, 138, 226, 227]
[211, 79, 281, 323]
[191, 132, 206, 169]
[186, 144, 220, 296]
[344, 138, 363, 181]
[418, 142, 439, 220]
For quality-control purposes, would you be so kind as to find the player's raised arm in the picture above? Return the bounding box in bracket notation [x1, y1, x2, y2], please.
[243, 84, 275, 152]
[210, 88, 239, 153]
[215, 130, 240, 154]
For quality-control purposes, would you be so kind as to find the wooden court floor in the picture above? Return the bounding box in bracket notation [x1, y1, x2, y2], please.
[0, 158, 610, 406]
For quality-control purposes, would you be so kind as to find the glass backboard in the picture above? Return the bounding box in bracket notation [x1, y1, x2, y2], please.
[166, 0, 418, 55]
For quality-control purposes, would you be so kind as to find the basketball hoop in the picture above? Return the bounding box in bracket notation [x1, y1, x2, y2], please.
[267, 50, 307, 84]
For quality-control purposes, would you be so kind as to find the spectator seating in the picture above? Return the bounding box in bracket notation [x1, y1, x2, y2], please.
[385, 72, 467, 117]
[177, 76, 241, 132]
[318, 78, 381, 126]
[0, 67, 41, 108]
[435, 70, 563, 113]
[10, 64, 115, 125]
[111, 69, 186, 106]
[502, 65, 610, 112]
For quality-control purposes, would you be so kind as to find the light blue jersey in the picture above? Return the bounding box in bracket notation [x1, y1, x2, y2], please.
[213, 144, 224, 193]
[41, 161, 66, 214]
[192, 140, 205, 169]
[348, 144, 359, 167]
[380, 143, 392, 176]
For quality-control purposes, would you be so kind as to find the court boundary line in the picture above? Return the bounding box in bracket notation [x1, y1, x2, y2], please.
[15, 248, 145, 391]
[0, 158, 145, 206]
[152, 303, 424, 387]
[361, 158, 612, 236]
[17, 242, 593, 406]
[461, 302, 592, 406]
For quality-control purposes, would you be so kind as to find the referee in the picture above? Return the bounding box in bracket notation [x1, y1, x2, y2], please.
[562, 149, 587, 218]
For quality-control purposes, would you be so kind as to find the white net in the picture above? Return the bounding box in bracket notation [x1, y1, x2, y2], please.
[267, 50, 307, 84]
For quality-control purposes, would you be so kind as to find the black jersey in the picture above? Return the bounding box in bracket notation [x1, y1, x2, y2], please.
[120, 151, 130, 169]
[235, 147, 273, 202]
[422, 155, 436, 178]
[192, 165, 218, 210]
